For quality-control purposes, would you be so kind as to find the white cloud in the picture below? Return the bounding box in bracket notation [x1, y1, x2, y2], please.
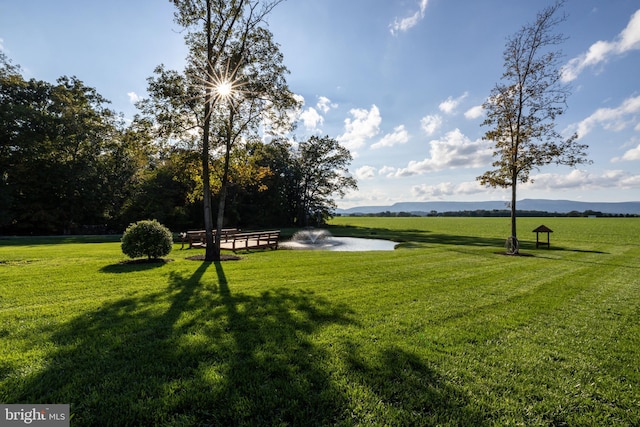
[464, 105, 484, 120]
[420, 114, 442, 136]
[371, 125, 409, 149]
[337, 105, 382, 151]
[439, 92, 468, 115]
[411, 181, 485, 199]
[413, 182, 455, 198]
[127, 92, 141, 103]
[380, 166, 397, 177]
[395, 129, 493, 176]
[290, 94, 329, 132]
[524, 169, 640, 191]
[355, 165, 377, 180]
[569, 95, 640, 139]
[612, 141, 640, 162]
[0, 38, 4, 51]
[300, 107, 324, 130]
[390, 0, 429, 36]
[562, 9, 640, 82]
[292, 93, 305, 105]
[317, 96, 337, 114]
[456, 180, 489, 195]
[526, 169, 591, 190]
[619, 9, 640, 51]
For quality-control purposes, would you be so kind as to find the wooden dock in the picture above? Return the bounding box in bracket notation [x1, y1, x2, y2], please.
[182, 229, 280, 252]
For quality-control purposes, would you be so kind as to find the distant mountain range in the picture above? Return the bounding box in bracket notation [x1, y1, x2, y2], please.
[335, 199, 640, 215]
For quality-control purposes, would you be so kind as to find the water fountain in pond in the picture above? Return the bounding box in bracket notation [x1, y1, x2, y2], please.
[280, 228, 338, 250]
[292, 228, 333, 244]
[281, 228, 397, 251]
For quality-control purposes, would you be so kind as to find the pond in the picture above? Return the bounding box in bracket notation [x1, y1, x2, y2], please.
[280, 229, 397, 252]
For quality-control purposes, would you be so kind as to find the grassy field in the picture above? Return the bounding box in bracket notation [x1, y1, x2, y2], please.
[1, 217, 639, 426]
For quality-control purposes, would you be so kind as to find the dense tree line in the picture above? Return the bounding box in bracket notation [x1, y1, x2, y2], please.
[0, 52, 356, 235]
[0, 54, 141, 234]
[349, 211, 421, 218]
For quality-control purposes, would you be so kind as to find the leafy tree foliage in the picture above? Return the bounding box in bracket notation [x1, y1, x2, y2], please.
[293, 136, 357, 226]
[237, 139, 299, 226]
[0, 61, 144, 234]
[121, 219, 173, 260]
[118, 149, 201, 232]
[1, 51, 354, 236]
[477, 0, 589, 252]
[226, 137, 358, 228]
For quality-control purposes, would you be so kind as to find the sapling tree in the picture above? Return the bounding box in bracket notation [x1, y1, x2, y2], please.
[477, 0, 590, 253]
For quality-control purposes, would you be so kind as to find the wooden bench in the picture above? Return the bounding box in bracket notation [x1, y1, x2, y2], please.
[219, 230, 280, 252]
[182, 228, 239, 249]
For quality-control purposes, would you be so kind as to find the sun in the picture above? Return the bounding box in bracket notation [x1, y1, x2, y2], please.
[215, 81, 233, 98]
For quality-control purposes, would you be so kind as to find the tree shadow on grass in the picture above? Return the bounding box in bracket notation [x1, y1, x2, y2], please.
[100, 258, 173, 273]
[340, 342, 488, 426]
[330, 225, 617, 259]
[543, 247, 608, 254]
[6, 260, 489, 425]
[330, 224, 512, 250]
[533, 248, 640, 269]
[7, 262, 354, 425]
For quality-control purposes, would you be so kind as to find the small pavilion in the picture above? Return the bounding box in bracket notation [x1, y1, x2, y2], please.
[532, 225, 553, 249]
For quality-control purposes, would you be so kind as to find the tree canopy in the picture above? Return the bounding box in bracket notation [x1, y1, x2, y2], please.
[0, 49, 357, 236]
[293, 136, 358, 226]
[0, 65, 144, 233]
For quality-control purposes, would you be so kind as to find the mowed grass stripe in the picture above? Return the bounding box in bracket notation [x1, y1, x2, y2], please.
[455, 267, 640, 425]
[1, 218, 639, 425]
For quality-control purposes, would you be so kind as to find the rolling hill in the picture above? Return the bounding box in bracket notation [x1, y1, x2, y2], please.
[336, 199, 640, 215]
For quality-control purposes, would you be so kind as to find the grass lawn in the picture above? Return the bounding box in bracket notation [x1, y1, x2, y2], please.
[1, 217, 639, 426]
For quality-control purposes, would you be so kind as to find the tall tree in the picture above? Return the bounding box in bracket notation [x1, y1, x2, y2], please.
[293, 136, 358, 226]
[477, 0, 589, 253]
[141, 0, 296, 261]
[211, 29, 298, 256]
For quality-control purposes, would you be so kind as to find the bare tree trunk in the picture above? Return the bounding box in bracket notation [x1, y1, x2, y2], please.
[203, 128, 215, 261]
[214, 184, 226, 260]
[511, 181, 517, 239]
[214, 111, 234, 260]
[511, 168, 518, 254]
[203, 0, 216, 262]
[213, 164, 229, 261]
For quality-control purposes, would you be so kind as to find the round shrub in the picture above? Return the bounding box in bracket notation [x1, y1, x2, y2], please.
[121, 220, 173, 260]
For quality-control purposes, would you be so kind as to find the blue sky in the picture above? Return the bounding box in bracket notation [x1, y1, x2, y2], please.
[1, 0, 639, 208]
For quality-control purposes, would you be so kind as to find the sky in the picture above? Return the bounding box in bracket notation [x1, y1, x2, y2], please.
[1, 0, 639, 209]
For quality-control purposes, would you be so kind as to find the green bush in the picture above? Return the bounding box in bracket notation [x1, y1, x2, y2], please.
[121, 220, 173, 260]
